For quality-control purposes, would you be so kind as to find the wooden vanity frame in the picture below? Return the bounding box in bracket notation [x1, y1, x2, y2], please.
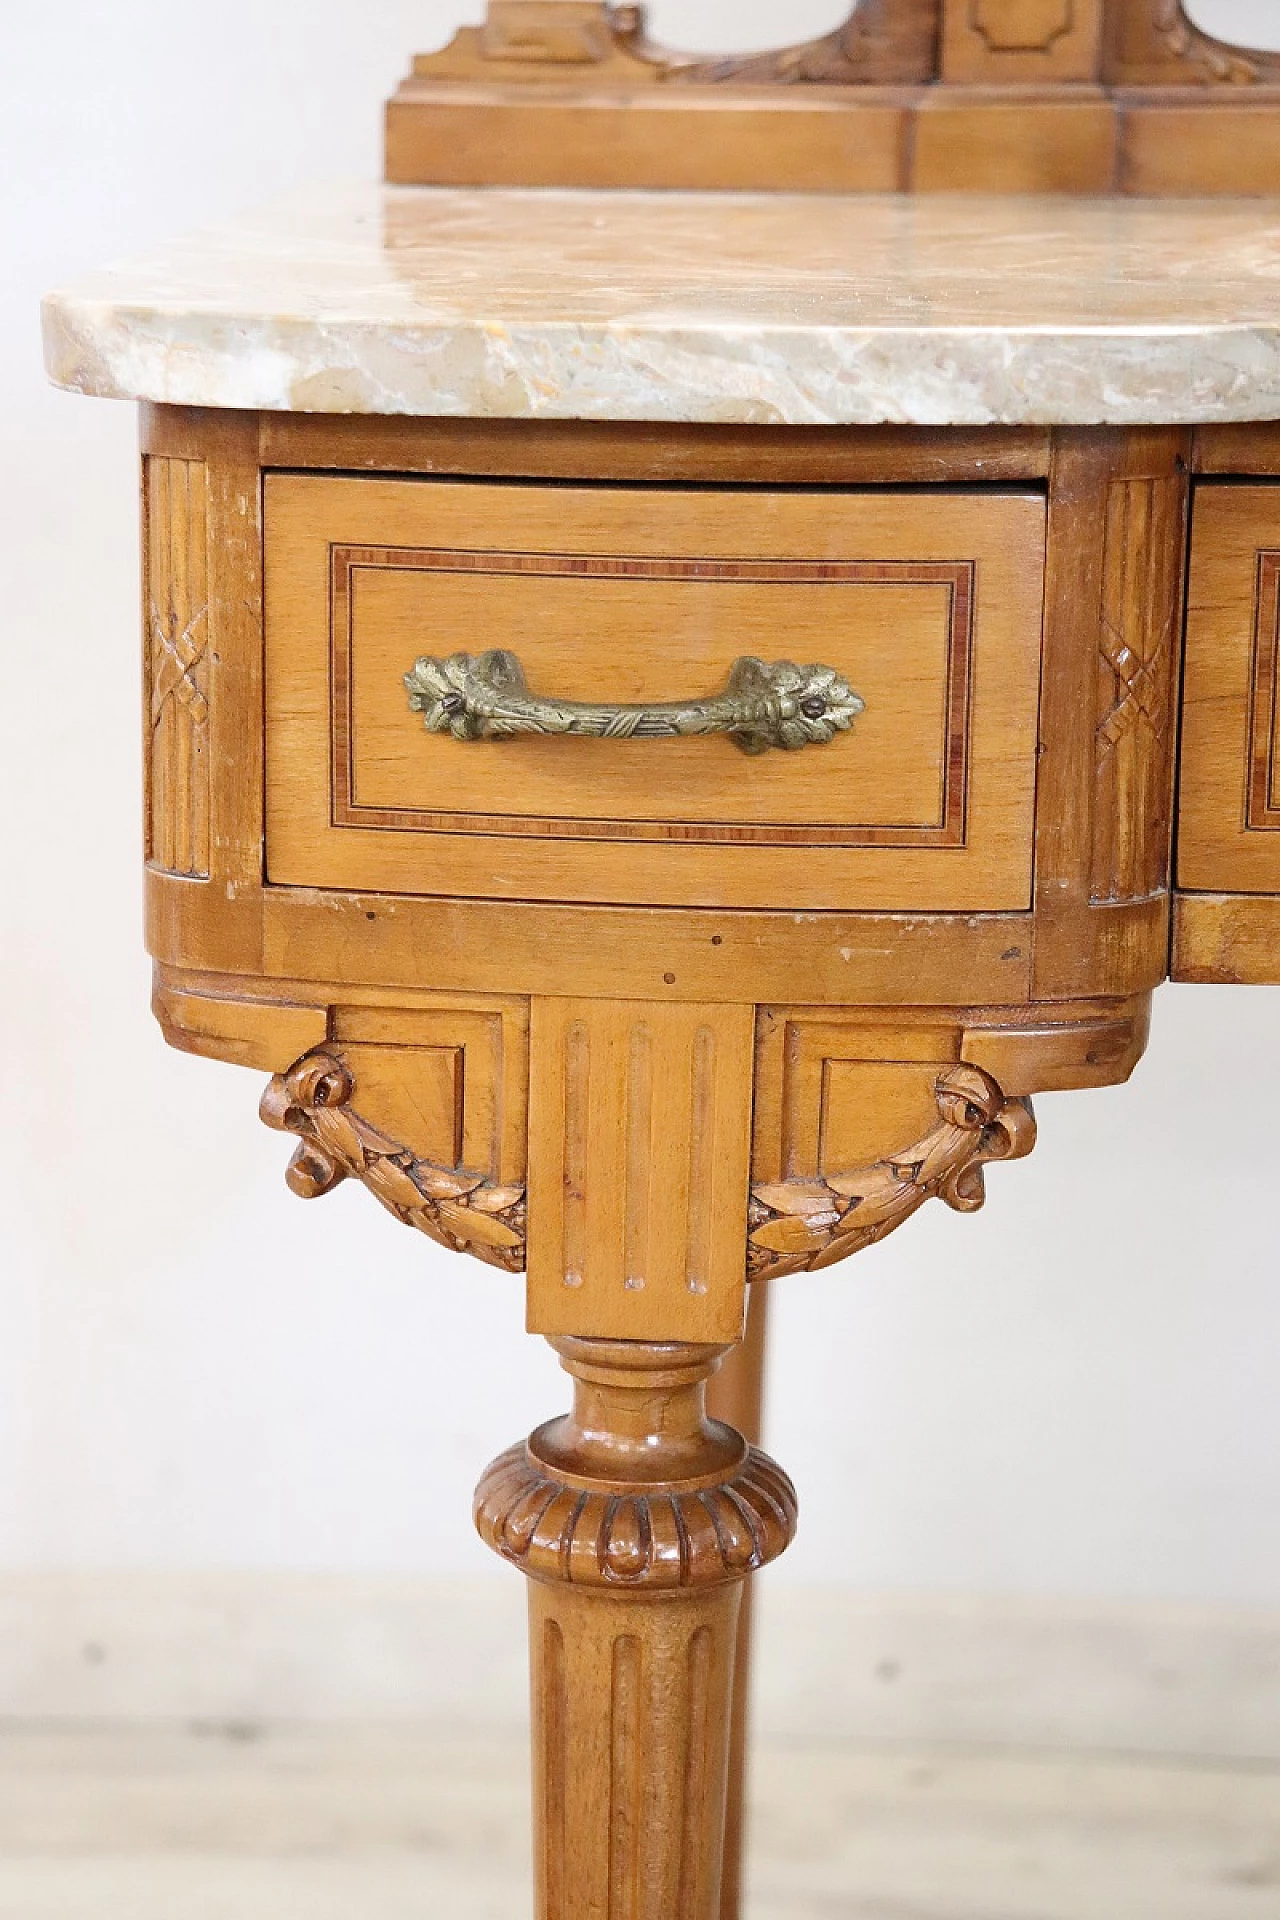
[141, 395, 1280, 1914]
[146, 408, 1183, 1018]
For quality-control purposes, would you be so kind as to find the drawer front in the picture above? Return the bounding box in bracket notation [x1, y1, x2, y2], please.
[265, 476, 1045, 912]
[1179, 483, 1280, 895]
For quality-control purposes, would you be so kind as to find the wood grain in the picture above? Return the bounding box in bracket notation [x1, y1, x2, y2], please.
[261, 1048, 528, 1270]
[1194, 427, 1280, 478]
[1105, 1, 1280, 85]
[256, 994, 530, 1271]
[138, 407, 1202, 1019]
[265, 475, 1045, 914]
[652, 0, 939, 86]
[959, 1001, 1150, 1093]
[1178, 484, 1280, 896]
[328, 1001, 528, 1185]
[474, 1337, 797, 1920]
[385, 2, 1280, 196]
[1119, 100, 1280, 197]
[389, 89, 912, 194]
[744, 997, 1150, 1278]
[399, 1, 1280, 95]
[147, 866, 1036, 1008]
[198, 413, 266, 899]
[940, 0, 1104, 85]
[749, 1009, 1038, 1277]
[526, 1000, 755, 1343]
[751, 1000, 1150, 1186]
[334, 547, 972, 844]
[137, 415, 273, 980]
[83, 53, 1280, 1920]
[913, 94, 1117, 194]
[703, 1284, 769, 1920]
[143, 457, 210, 877]
[388, 85, 1280, 197]
[1031, 428, 1187, 999]
[748, 1062, 1034, 1278]
[152, 974, 328, 1071]
[252, 412, 1055, 487]
[1171, 892, 1280, 987]
[1091, 471, 1185, 905]
[397, 0, 939, 89]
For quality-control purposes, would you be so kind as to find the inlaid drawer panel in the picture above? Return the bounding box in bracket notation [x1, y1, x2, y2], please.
[264, 475, 1045, 912]
[1179, 483, 1280, 896]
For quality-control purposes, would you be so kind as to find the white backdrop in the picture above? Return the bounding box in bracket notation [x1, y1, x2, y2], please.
[5, 1, 1280, 1663]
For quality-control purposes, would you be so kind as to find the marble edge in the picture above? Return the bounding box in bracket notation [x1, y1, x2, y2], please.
[40, 288, 1280, 426]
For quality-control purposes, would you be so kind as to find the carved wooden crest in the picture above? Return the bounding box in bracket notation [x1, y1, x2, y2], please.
[389, 1, 1280, 193]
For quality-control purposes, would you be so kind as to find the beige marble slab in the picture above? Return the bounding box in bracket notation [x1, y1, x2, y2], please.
[41, 184, 1280, 426]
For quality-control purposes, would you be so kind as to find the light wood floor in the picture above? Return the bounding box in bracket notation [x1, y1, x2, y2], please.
[0, 1726, 1275, 1919]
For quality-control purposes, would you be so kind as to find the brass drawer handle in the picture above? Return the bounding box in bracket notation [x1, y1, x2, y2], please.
[404, 650, 864, 755]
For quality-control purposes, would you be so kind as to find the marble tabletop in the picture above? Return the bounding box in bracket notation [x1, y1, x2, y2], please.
[41, 184, 1280, 427]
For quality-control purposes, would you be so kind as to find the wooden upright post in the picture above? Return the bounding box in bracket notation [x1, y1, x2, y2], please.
[475, 1338, 797, 1920]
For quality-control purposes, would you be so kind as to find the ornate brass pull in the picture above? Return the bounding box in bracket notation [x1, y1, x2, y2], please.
[404, 650, 864, 755]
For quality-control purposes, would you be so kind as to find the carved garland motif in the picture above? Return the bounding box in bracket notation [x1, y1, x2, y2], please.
[260, 1050, 527, 1272]
[475, 1440, 798, 1590]
[747, 1063, 1036, 1279]
[262, 1057, 1032, 1283]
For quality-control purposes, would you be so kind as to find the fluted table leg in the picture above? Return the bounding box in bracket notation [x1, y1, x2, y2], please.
[475, 1337, 797, 1920]
[706, 1285, 770, 1920]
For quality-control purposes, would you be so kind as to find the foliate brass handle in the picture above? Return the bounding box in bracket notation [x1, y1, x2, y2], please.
[404, 651, 864, 755]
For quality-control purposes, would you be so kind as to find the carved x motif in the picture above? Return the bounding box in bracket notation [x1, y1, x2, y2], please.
[150, 599, 209, 727]
[1097, 613, 1171, 753]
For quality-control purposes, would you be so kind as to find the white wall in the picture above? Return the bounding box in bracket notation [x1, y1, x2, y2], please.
[4, 0, 1280, 1682]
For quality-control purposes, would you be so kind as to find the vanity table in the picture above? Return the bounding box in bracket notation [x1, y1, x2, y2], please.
[42, 4, 1280, 1916]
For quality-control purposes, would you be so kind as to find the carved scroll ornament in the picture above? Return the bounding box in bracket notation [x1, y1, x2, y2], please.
[747, 1062, 1036, 1279]
[260, 1050, 527, 1272]
[1148, 0, 1266, 83]
[618, 0, 939, 85]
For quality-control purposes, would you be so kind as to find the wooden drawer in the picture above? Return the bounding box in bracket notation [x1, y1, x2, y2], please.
[1179, 483, 1280, 896]
[265, 475, 1045, 912]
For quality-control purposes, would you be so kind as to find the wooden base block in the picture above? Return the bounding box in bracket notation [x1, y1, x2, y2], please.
[1119, 93, 1280, 196]
[1172, 893, 1280, 987]
[913, 92, 1116, 193]
[388, 81, 1280, 197]
[386, 85, 910, 193]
